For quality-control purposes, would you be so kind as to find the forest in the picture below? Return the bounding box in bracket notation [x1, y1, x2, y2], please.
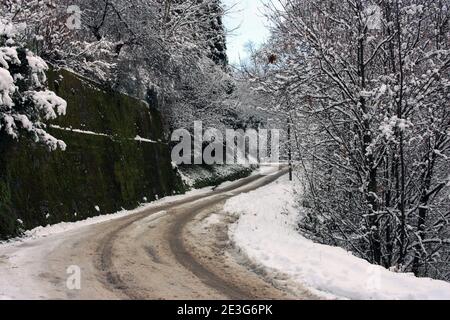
[242, 0, 450, 282]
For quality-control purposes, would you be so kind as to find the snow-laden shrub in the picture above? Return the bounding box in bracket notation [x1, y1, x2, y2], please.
[0, 19, 66, 150]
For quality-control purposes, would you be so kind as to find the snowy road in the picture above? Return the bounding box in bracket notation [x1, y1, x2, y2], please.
[0, 167, 317, 300]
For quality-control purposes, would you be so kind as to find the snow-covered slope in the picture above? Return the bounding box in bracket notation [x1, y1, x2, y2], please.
[225, 174, 450, 300]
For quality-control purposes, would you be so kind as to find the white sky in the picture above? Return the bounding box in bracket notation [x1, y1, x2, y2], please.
[222, 0, 271, 65]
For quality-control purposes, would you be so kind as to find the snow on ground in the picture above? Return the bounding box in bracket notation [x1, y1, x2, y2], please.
[19, 208, 132, 241]
[0, 165, 270, 247]
[225, 174, 450, 300]
[202, 213, 222, 227]
[0, 184, 218, 300]
[1, 186, 214, 247]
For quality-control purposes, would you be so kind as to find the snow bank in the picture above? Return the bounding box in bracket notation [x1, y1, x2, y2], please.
[14, 208, 141, 242]
[225, 174, 450, 300]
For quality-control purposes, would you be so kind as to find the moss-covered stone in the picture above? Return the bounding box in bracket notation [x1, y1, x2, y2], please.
[0, 68, 186, 239]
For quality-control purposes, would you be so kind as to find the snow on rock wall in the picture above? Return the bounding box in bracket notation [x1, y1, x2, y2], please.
[0, 68, 185, 239]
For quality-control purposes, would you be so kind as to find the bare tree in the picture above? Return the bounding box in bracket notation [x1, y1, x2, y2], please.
[247, 0, 450, 280]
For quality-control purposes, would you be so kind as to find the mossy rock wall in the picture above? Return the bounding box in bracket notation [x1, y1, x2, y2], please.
[0, 69, 185, 239]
